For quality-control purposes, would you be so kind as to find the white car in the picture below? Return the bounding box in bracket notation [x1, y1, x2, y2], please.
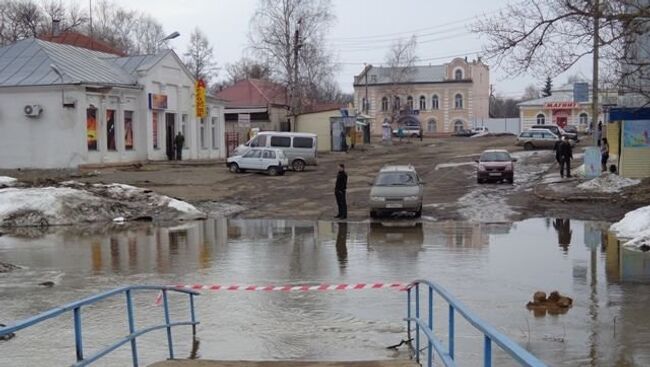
[471, 126, 489, 134]
[227, 148, 289, 176]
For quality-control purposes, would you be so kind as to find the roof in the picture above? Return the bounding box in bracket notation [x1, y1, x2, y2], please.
[518, 91, 576, 106]
[300, 102, 346, 115]
[0, 38, 138, 88]
[215, 79, 288, 107]
[380, 165, 417, 172]
[355, 65, 446, 86]
[39, 31, 126, 56]
[256, 131, 316, 137]
[106, 52, 169, 76]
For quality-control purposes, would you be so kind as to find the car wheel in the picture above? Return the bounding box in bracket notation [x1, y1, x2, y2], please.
[477, 177, 483, 184]
[267, 166, 279, 176]
[414, 206, 422, 218]
[292, 159, 306, 172]
[523, 142, 534, 150]
[370, 210, 378, 219]
[508, 177, 514, 184]
[229, 163, 240, 173]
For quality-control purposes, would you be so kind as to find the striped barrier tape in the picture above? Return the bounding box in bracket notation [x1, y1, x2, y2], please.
[154, 282, 407, 305]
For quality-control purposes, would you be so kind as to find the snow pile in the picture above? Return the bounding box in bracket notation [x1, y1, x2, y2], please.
[577, 174, 640, 193]
[434, 162, 475, 170]
[610, 205, 650, 251]
[0, 176, 17, 187]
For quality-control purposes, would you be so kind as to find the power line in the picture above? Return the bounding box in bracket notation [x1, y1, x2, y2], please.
[332, 32, 475, 53]
[329, 25, 470, 46]
[335, 50, 483, 65]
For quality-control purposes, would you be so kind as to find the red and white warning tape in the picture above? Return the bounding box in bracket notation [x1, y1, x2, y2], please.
[154, 282, 406, 305]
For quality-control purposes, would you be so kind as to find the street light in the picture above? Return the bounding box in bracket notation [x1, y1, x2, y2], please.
[158, 31, 180, 49]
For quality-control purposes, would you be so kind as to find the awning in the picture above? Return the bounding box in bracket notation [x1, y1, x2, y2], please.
[355, 120, 368, 126]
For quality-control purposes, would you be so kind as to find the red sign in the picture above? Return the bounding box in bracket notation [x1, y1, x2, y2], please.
[544, 102, 577, 109]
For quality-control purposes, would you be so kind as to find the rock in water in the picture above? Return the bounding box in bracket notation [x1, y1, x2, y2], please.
[533, 291, 547, 303]
[0, 323, 16, 341]
[0, 261, 20, 273]
[38, 281, 55, 287]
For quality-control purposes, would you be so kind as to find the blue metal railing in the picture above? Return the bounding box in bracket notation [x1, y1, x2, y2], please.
[0, 285, 200, 367]
[405, 280, 546, 367]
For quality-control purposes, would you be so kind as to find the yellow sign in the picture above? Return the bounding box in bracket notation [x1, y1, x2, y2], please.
[195, 79, 207, 118]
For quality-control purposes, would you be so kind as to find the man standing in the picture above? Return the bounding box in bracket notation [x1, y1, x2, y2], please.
[174, 131, 185, 161]
[558, 137, 573, 178]
[335, 164, 348, 219]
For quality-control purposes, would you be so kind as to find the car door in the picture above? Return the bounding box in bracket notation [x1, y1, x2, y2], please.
[240, 149, 262, 170]
[261, 150, 276, 169]
[541, 132, 557, 148]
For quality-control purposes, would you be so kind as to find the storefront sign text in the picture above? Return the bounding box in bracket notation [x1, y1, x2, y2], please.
[195, 80, 207, 118]
[544, 102, 577, 109]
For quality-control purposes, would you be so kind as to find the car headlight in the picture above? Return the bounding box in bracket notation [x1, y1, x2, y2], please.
[370, 196, 385, 201]
[404, 196, 419, 201]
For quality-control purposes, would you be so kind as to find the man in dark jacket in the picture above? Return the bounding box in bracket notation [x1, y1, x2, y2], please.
[174, 132, 185, 161]
[335, 164, 348, 219]
[558, 137, 573, 178]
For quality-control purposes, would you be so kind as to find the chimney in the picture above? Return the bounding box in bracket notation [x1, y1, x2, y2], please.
[52, 19, 61, 37]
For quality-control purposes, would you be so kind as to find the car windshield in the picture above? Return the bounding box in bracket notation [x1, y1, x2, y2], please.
[480, 151, 511, 161]
[375, 172, 418, 186]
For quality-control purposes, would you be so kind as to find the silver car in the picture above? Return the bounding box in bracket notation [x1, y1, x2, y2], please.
[369, 165, 424, 218]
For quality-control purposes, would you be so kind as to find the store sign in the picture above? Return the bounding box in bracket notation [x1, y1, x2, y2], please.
[544, 102, 577, 109]
[149, 93, 168, 110]
[238, 113, 251, 128]
[195, 79, 207, 118]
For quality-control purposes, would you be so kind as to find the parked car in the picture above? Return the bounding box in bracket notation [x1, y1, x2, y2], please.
[369, 165, 424, 218]
[530, 124, 578, 141]
[227, 148, 288, 176]
[453, 128, 476, 137]
[516, 129, 575, 150]
[564, 125, 578, 135]
[392, 124, 422, 138]
[471, 126, 489, 134]
[232, 132, 317, 172]
[476, 149, 517, 184]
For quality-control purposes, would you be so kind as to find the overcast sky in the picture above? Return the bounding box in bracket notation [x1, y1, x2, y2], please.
[108, 0, 593, 98]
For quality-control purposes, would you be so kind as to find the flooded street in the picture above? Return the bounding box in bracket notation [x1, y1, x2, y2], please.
[2, 218, 650, 366]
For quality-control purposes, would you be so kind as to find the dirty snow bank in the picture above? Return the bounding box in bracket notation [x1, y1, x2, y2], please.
[458, 188, 518, 222]
[0, 176, 17, 187]
[0, 182, 206, 227]
[577, 174, 640, 193]
[610, 205, 650, 250]
[434, 162, 475, 170]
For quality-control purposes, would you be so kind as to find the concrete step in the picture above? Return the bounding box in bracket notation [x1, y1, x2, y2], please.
[149, 360, 417, 367]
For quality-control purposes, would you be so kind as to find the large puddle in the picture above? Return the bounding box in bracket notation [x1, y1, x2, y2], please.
[1, 218, 650, 366]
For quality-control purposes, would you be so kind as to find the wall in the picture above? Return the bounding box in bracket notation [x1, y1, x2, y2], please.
[620, 120, 650, 178]
[483, 118, 521, 134]
[295, 110, 339, 151]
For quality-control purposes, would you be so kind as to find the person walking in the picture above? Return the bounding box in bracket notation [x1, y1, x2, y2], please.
[553, 139, 561, 165]
[597, 121, 603, 146]
[334, 164, 348, 219]
[558, 137, 573, 178]
[174, 131, 185, 161]
[601, 137, 610, 172]
[340, 131, 348, 152]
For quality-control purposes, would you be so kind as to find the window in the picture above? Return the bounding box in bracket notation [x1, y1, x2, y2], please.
[455, 69, 463, 80]
[181, 114, 188, 148]
[427, 119, 437, 133]
[454, 94, 463, 109]
[579, 113, 588, 126]
[87, 108, 97, 151]
[263, 150, 276, 159]
[124, 111, 134, 150]
[394, 96, 401, 110]
[431, 95, 439, 110]
[244, 149, 261, 158]
[406, 96, 414, 109]
[200, 118, 207, 149]
[211, 117, 218, 149]
[419, 96, 426, 110]
[152, 111, 159, 149]
[520, 132, 532, 138]
[536, 114, 546, 125]
[270, 136, 291, 147]
[453, 120, 464, 132]
[250, 135, 267, 147]
[293, 137, 313, 148]
[381, 97, 388, 112]
[106, 109, 116, 151]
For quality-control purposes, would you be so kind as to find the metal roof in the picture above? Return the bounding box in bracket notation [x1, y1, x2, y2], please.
[105, 52, 169, 76]
[356, 65, 446, 85]
[0, 38, 139, 88]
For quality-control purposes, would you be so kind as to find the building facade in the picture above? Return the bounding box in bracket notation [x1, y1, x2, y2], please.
[0, 38, 225, 169]
[352, 57, 490, 135]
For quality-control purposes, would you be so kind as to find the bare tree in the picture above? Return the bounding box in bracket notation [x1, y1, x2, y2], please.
[248, 0, 336, 112]
[522, 84, 540, 100]
[384, 35, 418, 124]
[183, 28, 218, 84]
[224, 57, 273, 85]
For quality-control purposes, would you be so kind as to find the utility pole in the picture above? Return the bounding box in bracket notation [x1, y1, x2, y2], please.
[364, 63, 369, 114]
[291, 18, 302, 129]
[592, 0, 600, 146]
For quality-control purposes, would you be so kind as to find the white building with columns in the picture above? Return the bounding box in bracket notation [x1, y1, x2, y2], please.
[0, 38, 225, 169]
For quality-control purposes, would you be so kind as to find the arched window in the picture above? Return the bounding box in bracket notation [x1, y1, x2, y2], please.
[579, 113, 588, 126]
[454, 94, 463, 109]
[394, 96, 401, 111]
[455, 69, 463, 80]
[536, 113, 546, 125]
[381, 97, 388, 112]
[427, 119, 437, 133]
[431, 95, 439, 110]
[419, 96, 426, 110]
[453, 120, 464, 132]
[406, 96, 414, 109]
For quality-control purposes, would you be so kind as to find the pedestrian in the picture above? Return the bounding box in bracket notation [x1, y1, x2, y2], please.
[334, 163, 348, 219]
[601, 137, 610, 172]
[419, 126, 423, 142]
[597, 121, 603, 146]
[174, 131, 185, 161]
[558, 136, 573, 178]
[340, 130, 348, 152]
[398, 126, 404, 142]
[553, 139, 561, 165]
[346, 133, 352, 152]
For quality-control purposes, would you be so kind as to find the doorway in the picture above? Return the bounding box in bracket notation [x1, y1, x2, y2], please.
[165, 113, 175, 160]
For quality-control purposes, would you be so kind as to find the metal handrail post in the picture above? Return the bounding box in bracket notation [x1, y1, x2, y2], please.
[190, 294, 197, 337]
[126, 289, 139, 367]
[427, 286, 433, 367]
[484, 335, 492, 367]
[73, 307, 83, 362]
[449, 305, 455, 360]
[162, 290, 174, 360]
[415, 283, 420, 364]
[407, 288, 412, 348]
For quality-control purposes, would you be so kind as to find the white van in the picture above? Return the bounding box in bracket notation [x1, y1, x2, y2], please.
[232, 132, 317, 171]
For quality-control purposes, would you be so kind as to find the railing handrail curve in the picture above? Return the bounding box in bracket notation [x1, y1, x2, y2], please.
[406, 279, 546, 367]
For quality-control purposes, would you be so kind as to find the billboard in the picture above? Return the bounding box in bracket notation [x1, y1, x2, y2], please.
[623, 120, 650, 148]
[149, 93, 168, 110]
[573, 82, 589, 103]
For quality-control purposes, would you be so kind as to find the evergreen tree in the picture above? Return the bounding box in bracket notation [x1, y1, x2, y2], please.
[541, 76, 552, 97]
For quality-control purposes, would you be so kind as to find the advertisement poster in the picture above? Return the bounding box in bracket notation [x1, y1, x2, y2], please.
[195, 79, 207, 118]
[106, 109, 116, 151]
[87, 108, 97, 150]
[149, 93, 168, 110]
[623, 120, 650, 148]
[152, 111, 159, 149]
[124, 111, 134, 150]
[583, 147, 601, 178]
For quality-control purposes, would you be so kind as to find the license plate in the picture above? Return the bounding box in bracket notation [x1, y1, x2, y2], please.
[489, 172, 502, 176]
[386, 203, 403, 208]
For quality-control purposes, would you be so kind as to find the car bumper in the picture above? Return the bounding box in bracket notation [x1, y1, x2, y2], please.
[369, 198, 422, 210]
[478, 171, 513, 180]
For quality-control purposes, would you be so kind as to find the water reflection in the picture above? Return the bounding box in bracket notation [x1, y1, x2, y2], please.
[1, 218, 650, 366]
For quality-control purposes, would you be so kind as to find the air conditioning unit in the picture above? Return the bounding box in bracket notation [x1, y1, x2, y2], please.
[24, 104, 43, 117]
